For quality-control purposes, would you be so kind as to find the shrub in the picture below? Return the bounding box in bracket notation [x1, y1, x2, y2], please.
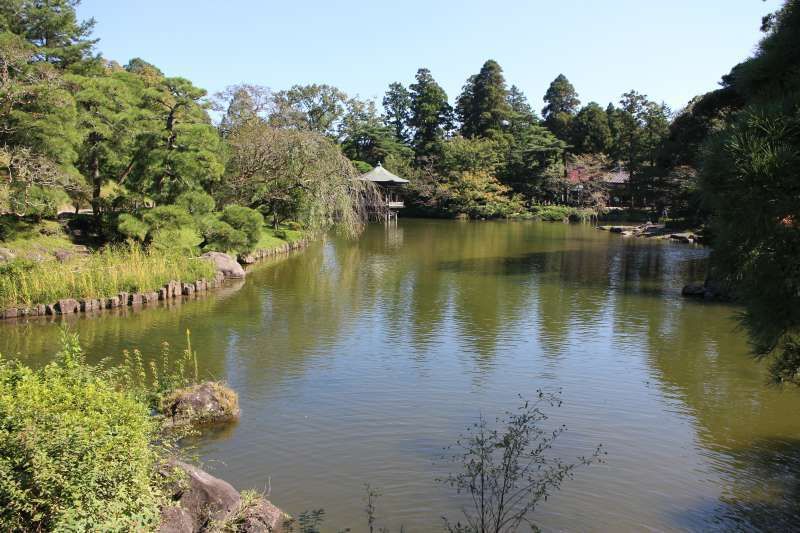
[220, 205, 264, 253]
[0, 332, 162, 531]
[150, 227, 203, 254]
[175, 191, 216, 218]
[117, 213, 149, 242]
[142, 205, 195, 232]
[202, 218, 249, 254]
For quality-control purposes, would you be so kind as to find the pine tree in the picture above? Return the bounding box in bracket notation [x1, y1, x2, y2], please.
[542, 74, 580, 141]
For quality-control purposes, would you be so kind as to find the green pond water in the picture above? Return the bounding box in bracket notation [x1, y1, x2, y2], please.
[2, 219, 800, 531]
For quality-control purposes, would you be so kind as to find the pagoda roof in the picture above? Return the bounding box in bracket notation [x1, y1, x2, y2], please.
[359, 163, 409, 184]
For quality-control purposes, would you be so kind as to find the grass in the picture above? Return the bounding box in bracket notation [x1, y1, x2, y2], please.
[254, 225, 307, 251]
[0, 244, 216, 309]
[0, 216, 74, 256]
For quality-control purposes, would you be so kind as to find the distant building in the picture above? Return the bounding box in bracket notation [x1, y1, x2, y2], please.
[359, 162, 408, 221]
[602, 167, 630, 207]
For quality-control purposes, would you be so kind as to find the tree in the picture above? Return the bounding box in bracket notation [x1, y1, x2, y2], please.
[340, 97, 413, 167]
[570, 102, 612, 154]
[270, 84, 347, 137]
[456, 60, 512, 138]
[409, 68, 453, 160]
[128, 76, 223, 203]
[506, 85, 537, 128]
[0, 0, 97, 68]
[382, 82, 412, 143]
[223, 121, 379, 234]
[69, 70, 144, 215]
[701, 0, 800, 386]
[542, 74, 580, 141]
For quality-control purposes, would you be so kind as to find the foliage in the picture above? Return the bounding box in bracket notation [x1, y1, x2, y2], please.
[542, 74, 580, 140]
[457, 60, 513, 138]
[200, 217, 248, 254]
[175, 190, 216, 218]
[409, 68, 453, 159]
[0, 330, 162, 531]
[382, 82, 412, 143]
[570, 102, 612, 154]
[0, 243, 215, 308]
[440, 393, 603, 533]
[117, 212, 149, 241]
[220, 204, 264, 252]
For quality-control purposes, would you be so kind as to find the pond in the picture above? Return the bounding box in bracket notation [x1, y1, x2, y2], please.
[2, 219, 800, 531]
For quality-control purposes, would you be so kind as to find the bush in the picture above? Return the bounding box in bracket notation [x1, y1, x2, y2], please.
[0, 332, 162, 531]
[220, 205, 264, 253]
[117, 213, 149, 242]
[150, 227, 203, 254]
[142, 205, 194, 232]
[202, 218, 249, 254]
[175, 191, 216, 218]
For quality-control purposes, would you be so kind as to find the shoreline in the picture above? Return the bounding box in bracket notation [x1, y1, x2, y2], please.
[0, 238, 310, 322]
[597, 222, 706, 244]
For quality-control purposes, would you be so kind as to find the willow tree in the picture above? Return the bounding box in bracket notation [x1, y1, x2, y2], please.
[223, 121, 380, 235]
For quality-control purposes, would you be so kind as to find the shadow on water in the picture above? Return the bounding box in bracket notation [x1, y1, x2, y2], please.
[672, 437, 800, 531]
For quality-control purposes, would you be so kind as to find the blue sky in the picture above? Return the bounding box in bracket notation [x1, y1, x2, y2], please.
[77, 0, 782, 113]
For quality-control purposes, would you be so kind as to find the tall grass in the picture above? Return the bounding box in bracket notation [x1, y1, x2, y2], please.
[530, 205, 597, 222]
[0, 244, 216, 308]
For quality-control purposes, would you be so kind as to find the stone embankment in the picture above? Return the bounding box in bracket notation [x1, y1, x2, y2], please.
[598, 223, 704, 244]
[0, 239, 309, 321]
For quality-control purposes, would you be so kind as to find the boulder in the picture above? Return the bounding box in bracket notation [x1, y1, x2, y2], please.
[165, 280, 182, 298]
[159, 460, 241, 532]
[143, 292, 159, 304]
[55, 298, 79, 314]
[106, 296, 120, 309]
[201, 252, 245, 279]
[182, 283, 195, 296]
[45, 304, 56, 315]
[158, 461, 288, 533]
[3, 307, 18, 319]
[162, 381, 240, 426]
[129, 293, 143, 306]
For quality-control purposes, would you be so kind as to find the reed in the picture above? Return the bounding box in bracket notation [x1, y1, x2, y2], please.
[0, 243, 216, 309]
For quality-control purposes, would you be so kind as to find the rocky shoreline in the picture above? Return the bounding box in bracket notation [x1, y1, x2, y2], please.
[597, 223, 705, 244]
[0, 239, 309, 321]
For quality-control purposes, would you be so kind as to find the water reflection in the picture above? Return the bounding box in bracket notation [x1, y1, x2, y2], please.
[1, 219, 798, 531]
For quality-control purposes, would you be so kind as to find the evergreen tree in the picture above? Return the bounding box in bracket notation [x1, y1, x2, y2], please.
[382, 82, 412, 143]
[542, 74, 580, 141]
[219, 87, 259, 136]
[507, 85, 537, 127]
[129, 76, 223, 203]
[570, 102, 612, 154]
[456, 60, 512, 138]
[409, 68, 452, 160]
[0, 0, 97, 67]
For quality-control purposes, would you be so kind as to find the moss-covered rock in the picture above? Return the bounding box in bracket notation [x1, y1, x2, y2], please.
[161, 381, 240, 427]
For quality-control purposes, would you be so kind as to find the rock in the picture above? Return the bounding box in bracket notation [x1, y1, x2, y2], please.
[233, 496, 289, 533]
[158, 504, 195, 533]
[194, 280, 207, 292]
[118, 292, 129, 307]
[129, 293, 143, 306]
[55, 298, 79, 314]
[165, 280, 182, 299]
[162, 381, 240, 426]
[45, 304, 56, 315]
[79, 298, 96, 312]
[182, 283, 195, 296]
[54, 250, 72, 263]
[201, 252, 246, 279]
[159, 288, 169, 301]
[0, 247, 15, 263]
[159, 460, 241, 532]
[158, 461, 288, 533]
[3, 308, 18, 319]
[670, 233, 693, 243]
[682, 283, 706, 297]
[241, 254, 257, 265]
[31, 304, 45, 316]
[143, 292, 159, 304]
[106, 296, 120, 309]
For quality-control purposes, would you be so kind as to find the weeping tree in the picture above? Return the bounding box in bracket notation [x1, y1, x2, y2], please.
[223, 121, 382, 236]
